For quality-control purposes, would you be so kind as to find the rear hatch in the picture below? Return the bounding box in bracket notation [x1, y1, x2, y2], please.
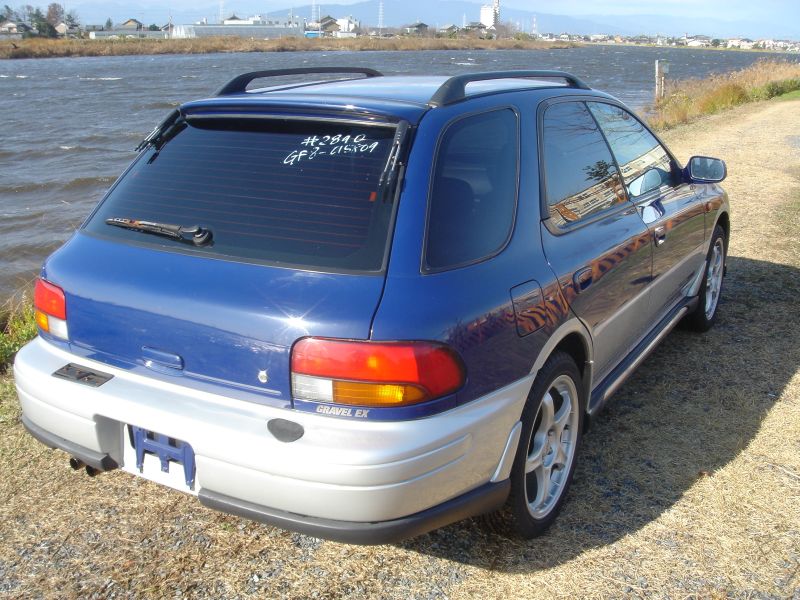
[43, 111, 403, 405]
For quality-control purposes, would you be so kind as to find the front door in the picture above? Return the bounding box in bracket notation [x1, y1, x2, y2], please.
[539, 100, 653, 383]
[588, 102, 706, 322]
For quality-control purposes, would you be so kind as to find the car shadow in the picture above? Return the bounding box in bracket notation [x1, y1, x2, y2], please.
[397, 255, 799, 571]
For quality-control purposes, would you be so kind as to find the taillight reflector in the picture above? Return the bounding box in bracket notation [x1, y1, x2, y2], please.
[291, 338, 465, 407]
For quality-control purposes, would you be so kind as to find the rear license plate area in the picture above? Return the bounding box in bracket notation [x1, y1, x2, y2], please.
[123, 426, 196, 493]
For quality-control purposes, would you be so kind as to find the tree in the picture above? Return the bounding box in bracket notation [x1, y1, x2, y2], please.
[2, 5, 14, 21]
[148, 23, 159, 31]
[65, 9, 78, 27]
[104, 17, 112, 30]
[711, 38, 722, 47]
[19, 4, 35, 23]
[45, 2, 63, 25]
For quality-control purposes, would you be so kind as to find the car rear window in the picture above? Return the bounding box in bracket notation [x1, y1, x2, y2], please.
[84, 117, 398, 272]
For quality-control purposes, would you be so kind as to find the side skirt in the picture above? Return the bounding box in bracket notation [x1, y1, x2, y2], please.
[588, 296, 698, 416]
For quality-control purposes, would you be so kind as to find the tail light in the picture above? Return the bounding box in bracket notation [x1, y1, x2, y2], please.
[291, 338, 465, 408]
[34, 278, 69, 340]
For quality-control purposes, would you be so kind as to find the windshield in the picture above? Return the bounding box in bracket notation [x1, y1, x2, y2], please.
[84, 117, 399, 272]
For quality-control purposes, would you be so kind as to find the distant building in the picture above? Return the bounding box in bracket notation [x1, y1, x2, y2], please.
[480, 5, 495, 29]
[119, 18, 143, 31]
[336, 16, 359, 33]
[172, 15, 303, 39]
[404, 22, 429, 35]
[89, 17, 169, 39]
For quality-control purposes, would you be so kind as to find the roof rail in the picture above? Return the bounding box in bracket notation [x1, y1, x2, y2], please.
[215, 67, 383, 96]
[428, 70, 590, 107]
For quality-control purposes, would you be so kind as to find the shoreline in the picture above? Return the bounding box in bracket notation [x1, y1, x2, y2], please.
[0, 37, 576, 60]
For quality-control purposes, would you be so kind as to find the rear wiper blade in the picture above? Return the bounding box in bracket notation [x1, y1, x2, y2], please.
[377, 120, 410, 202]
[106, 217, 213, 246]
[135, 108, 183, 153]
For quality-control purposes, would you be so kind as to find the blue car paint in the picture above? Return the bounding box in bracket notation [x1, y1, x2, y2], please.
[43, 232, 387, 407]
[371, 90, 572, 409]
[39, 84, 613, 421]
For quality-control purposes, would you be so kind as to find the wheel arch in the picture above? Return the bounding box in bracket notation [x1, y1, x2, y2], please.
[529, 319, 593, 415]
[715, 210, 730, 252]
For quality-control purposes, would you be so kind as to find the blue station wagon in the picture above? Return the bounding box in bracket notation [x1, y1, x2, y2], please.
[15, 68, 729, 543]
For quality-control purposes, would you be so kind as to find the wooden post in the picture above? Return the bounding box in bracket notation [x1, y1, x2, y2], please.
[655, 60, 669, 102]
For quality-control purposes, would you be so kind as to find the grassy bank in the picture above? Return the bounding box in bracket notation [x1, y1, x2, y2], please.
[649, 58, 800, 129]
[0, 290, 35, 372]
[0, 36, 573, 59]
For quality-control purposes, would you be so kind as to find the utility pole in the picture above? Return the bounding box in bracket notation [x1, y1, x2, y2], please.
[378, 0, 383, 36]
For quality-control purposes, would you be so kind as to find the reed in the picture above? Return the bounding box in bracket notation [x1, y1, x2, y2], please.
[649, 59, 800, 129]
[0, 36, 574, 59]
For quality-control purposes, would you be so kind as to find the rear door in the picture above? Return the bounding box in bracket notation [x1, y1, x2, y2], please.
[46, 113, 400, 405]
[588, 102, 706, 322]
[539, 100, 652, 383]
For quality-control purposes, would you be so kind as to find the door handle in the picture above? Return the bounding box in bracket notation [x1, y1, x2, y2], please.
[654, 226, 667, 246]
[573, 267, 593, 294]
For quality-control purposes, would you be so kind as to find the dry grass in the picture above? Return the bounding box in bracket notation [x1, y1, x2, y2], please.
[0, 36, 573, 59]
[0, 286, 36, 373]
[649, 59, 800, 129]
[1, 98, 799, 598]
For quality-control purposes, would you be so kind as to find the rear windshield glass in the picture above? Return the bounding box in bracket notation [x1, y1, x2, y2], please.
[84, 117, 397, 272]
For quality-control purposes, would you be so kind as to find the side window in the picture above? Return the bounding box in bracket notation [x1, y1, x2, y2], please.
[542, 101, 626, 228]
[426, 109, 518, 270]
[588, 102, 680, 198]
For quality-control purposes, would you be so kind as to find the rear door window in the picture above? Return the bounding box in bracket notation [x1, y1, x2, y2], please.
[541, 101, 626, 228]
[84, 117, 397, 272]
[425, 109, 519, 271]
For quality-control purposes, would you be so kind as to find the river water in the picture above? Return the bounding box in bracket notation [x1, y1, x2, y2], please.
[1, 45, 796, 299]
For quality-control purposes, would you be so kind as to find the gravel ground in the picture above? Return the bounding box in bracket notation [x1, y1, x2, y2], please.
[1, 98, 799, 599]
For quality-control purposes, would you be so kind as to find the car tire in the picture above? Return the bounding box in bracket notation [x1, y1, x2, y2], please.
[487, 351, 584, 538]
[685, 224, 726, 332]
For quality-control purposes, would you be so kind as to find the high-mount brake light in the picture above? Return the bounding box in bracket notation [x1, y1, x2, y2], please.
[291, 338, 465, 408]
[33, 278, 68, 340]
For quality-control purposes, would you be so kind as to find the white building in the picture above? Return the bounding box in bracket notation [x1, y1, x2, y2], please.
[172, 15, 303, 39]
[480, 0, 499, 29]
[336, 15, 359, 33]
[480, 5, 494, 28]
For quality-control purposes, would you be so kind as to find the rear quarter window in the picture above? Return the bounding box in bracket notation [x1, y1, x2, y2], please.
[84, 118, 397, 272]
[425, 108, 519, 271]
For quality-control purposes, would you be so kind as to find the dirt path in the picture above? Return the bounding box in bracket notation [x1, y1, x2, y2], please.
[1, 99, 799, 599]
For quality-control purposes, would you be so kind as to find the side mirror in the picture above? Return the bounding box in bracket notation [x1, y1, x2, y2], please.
[686, 156, 727, 183]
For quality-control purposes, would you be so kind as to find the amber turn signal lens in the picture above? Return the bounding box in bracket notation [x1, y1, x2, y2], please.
[331, 381, 427, 407]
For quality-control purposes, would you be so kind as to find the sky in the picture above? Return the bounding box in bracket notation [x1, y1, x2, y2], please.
[58, 0, 799, 38]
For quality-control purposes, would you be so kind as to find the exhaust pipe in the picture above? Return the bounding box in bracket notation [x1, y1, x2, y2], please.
[85, 465, 99, 477]
[69, 457, 84, 471]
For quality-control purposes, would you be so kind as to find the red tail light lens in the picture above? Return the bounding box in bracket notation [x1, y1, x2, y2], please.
[34, 278, 68, 339]
[34, 278, 66, 320]
[291, 338, 465, 407]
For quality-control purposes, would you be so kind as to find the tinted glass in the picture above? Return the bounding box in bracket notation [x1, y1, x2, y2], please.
[85, 118, 396, 272]
[588, 102, 679, 198]
[426, 109, 518, 270]
[542, 102, 626, 227]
